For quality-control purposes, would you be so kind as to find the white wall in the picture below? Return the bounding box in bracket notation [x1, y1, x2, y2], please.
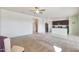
[69, 16, 79, 36]
[1, 9, 34, 37]
[78, 16, 79, 35]
[38, 18, 45, 33]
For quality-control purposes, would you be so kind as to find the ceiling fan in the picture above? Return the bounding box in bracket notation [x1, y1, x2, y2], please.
[31, 7, 45, 14]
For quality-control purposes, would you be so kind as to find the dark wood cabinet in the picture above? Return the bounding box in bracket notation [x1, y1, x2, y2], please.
[52, 20, 69, 28]
[52, 20, 69, 25]
[52, 20, 69, 34]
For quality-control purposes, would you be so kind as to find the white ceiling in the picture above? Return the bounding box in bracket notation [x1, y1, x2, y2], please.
[1, 7, 79, 20]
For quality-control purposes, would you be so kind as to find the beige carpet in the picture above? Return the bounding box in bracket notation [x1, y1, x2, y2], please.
[11, 33, 79, 52]
[11, 34, 55, 52]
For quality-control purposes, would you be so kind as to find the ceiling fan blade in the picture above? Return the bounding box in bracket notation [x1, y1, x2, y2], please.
[31, 7, 39, 11]
[40, 9, 45, 11]
[39, 12, 43, 14]
[31, 7, 38, 11]
[31, 10, 36, 11]
[35, 7, 39, 9]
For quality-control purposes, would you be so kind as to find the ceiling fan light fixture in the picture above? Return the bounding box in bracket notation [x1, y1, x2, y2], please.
[31, 7, 45, 14]
[36, 9, 40, 14]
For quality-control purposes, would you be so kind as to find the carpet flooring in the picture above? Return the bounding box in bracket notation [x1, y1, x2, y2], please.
[11, 33, 79, 52]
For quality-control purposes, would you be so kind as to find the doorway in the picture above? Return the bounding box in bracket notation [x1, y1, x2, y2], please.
[45, 23, 49, 32]
[33, 18, 38, 33]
